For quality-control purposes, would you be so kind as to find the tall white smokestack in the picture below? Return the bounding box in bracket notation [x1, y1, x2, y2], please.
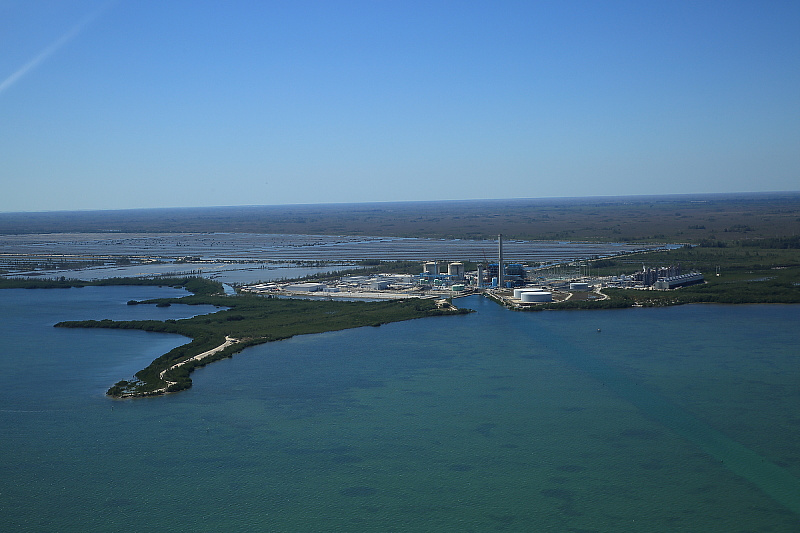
[498, 234, 504, 288]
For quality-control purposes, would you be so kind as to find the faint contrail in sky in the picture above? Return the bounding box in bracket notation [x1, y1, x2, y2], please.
[0, 2, 114, 96]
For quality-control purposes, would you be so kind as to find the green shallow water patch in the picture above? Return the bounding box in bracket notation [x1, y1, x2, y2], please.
[525, 304, 800, 522]
[168, 299, 798, 531]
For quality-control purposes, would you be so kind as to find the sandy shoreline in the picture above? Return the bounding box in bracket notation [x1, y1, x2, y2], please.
[153, 336, 240, 394]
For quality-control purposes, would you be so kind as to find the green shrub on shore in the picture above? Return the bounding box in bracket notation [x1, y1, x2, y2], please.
[0, 276, 223, 294]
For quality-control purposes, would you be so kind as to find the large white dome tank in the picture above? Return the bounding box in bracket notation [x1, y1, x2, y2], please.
[521, 291, 552, 303]
[513, 288, 544, 299]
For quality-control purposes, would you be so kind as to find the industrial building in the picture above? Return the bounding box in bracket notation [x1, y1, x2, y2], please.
[369, 280, 391, 290]
[285, 282, 325, 292]
[634, 265, 682, 286]
[485, 263, 526, 287]
[448, 262, 465, 278]
[631, 264, 704, 289]
[423, 262, 439, 276]
[480, 234, 529, 288]
[419, 261, 468, 286]
[653, 272, 704, 290]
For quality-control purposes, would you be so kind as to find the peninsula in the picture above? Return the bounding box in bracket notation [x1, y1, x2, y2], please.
[49, 277, 470, 398]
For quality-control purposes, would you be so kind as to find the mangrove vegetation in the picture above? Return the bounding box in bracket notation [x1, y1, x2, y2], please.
[50, 278, 470, 398]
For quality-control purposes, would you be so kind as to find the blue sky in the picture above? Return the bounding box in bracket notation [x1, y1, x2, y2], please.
[1, 0, 798, 212]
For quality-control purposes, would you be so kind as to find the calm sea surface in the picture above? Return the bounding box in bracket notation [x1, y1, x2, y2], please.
[1, 288, 798, 532]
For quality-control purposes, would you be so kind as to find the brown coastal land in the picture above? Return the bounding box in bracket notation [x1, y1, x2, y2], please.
[2, 192, 799, 243]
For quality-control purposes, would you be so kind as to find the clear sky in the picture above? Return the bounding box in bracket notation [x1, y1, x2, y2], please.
[1, 0, 798, 212]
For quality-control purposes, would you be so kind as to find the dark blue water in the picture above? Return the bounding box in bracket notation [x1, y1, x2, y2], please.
[1, 289, 798, 531]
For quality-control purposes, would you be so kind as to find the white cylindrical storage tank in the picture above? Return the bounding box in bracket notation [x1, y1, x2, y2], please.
[514, 288, 545, 299]
[570, 282, 590, 291]
[521, 291, 552, 303]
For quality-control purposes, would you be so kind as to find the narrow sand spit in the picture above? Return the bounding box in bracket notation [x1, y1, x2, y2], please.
[155, 336, 240, 393]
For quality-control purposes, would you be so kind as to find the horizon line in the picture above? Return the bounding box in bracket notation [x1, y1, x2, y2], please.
[3, 190, 800, 216]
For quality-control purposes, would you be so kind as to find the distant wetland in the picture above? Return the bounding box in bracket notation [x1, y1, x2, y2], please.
[3, 192, 799, 243]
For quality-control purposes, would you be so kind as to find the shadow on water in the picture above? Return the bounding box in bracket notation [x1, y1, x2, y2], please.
[522, 312, 800, 518]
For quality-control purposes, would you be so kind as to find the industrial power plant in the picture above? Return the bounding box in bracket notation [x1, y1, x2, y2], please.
[241, 234, 703, 305]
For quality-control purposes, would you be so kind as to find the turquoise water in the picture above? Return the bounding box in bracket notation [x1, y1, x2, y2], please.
[1, 289, 798, 531]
